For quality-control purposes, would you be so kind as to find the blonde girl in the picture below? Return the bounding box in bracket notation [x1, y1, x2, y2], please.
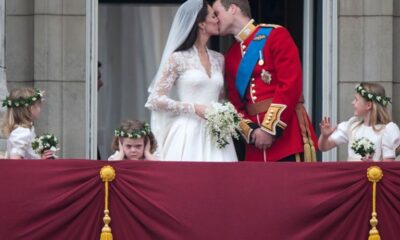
[108, 120, 157, 160]
[2, 87, 55, 159]
[319, 82, 400, 161]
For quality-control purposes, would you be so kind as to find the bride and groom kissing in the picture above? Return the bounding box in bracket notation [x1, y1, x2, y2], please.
[145, 0, 317, 163]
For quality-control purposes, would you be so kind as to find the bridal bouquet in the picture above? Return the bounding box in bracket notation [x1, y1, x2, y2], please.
[32, 133, 59, 155]
[351, 137, 375, 159]
[205, 101, 241, 149]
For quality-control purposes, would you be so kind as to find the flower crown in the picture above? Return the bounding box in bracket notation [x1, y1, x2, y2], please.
[114, 123, 151, 139]
[355, 84, 391, 107]
[2, 88, 44, 108]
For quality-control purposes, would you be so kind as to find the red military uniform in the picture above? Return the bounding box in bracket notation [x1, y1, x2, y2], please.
[225, 20, 318, 162]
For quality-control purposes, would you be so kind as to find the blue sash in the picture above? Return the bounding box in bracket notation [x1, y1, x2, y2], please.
[235, 27, 272, 99]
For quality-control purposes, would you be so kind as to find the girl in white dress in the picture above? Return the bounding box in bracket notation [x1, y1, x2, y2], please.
[319, 82, 400, 161]
[145, 0, 237, 162]
[2, 87, 55, 159]
[108, 120, 157, 161]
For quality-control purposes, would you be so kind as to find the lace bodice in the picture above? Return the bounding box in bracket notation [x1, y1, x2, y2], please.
[146, 46, 225, 114]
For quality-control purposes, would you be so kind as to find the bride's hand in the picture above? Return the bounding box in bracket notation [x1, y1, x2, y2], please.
[194, 104, 207, 119]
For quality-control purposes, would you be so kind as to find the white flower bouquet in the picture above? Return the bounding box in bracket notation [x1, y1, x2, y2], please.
[32, 133, 59, 155]
[205, 101, 241, 149]
[351, 137, 375, 159]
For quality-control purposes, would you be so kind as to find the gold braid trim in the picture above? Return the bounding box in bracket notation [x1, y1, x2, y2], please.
[100, 166, 116, 240]
[367, 166, 383, 240]
[261, 104, 286, 135]
[238, 119, 254, 143]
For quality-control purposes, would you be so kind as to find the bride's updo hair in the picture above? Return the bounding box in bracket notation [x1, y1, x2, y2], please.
[175, 0, 208, 52]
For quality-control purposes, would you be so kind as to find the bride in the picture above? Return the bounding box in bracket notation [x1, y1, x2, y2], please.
[145, 0, 238, 162]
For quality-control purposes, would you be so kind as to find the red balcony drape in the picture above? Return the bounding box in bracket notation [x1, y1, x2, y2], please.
[0, 160, 399, 239]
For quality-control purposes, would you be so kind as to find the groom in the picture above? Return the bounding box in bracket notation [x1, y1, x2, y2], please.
[212, 0, 318, 162]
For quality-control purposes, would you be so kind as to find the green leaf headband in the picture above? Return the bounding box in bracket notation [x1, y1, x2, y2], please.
[114, 123, 151, 139]
[2, 88, 44, 108]
[355, 84, 391, 107]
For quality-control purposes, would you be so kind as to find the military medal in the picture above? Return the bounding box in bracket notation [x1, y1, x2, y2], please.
[261, 69, 272, 84]
[258, 50, 264, 66]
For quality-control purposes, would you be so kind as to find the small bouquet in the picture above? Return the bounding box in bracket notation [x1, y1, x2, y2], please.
[32, 133, 59, 155]
[351, 137, 375, 160]
[205, 101, 241, 149]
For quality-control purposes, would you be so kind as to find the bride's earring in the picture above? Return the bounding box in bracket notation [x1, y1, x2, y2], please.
[199, 23, 206, 34]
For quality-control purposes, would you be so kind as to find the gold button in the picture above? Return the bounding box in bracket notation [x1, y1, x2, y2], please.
[252, 90, 256, 94]
[251, 83, 255, 87]
[252, 96, 257, 100]
[251, 78, 255, 81]
[268, 113, 273, 117]
[242, 45, 247, 49]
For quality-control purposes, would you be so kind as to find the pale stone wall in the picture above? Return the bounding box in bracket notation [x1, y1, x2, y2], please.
[0, 0, 7, 155]
[338, 0, 397, 160]
[394, 1, 400, 124]
[4, 0, 86, 158]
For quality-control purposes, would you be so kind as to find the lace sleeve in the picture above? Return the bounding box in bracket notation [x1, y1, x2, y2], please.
[145, 53, 195, 114]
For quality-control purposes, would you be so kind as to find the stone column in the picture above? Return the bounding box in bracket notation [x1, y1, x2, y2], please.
[0, 0, 7, 103]
[0, 0, 7, 153]
[338, 0, 394, 159]
[392, 2, 400, 159]
[34, 0, 86, 158]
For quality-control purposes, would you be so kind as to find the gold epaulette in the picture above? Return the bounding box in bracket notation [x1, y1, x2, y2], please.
[259, 23, 282, 29]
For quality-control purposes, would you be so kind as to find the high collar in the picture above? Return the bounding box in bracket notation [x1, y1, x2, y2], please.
[235, 19, 257, 42]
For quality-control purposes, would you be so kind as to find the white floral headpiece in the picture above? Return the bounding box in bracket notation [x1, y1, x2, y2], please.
[114, 123, 151, 139]
[355, 84, 391, 107]
[2, 88, 44, 108]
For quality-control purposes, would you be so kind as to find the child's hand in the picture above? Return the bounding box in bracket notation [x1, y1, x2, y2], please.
[41, 149, 56, 159]
[361, 156, 373, 162]
[319, 116, 336, 137]
[144, 139, 156, 160]
[113, 140, 125, 160]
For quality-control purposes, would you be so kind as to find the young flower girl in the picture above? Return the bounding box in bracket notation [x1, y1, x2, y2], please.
[108, 120, 157, 160]
[2, 87, 55, 159]
[319, 82, 400, 161]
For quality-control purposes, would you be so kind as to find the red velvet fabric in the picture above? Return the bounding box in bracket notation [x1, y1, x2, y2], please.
[0, 160, 399, 239]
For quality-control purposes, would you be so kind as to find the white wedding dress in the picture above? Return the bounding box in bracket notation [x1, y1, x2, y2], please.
[146, 46, 238, 162]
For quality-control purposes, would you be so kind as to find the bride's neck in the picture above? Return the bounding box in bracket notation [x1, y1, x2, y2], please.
[194, 36, 209, 54]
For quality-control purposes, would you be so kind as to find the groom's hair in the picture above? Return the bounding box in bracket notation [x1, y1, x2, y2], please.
[175, 1, 208, 52]
[218, 0, 251, 18]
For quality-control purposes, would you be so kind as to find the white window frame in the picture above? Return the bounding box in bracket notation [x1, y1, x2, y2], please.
[85, 0, 338, 160]
[86, 0, 98, 159]
[321, 0, 338, 161]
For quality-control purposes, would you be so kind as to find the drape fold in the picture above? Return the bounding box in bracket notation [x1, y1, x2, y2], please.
[0, 160, 399, 239]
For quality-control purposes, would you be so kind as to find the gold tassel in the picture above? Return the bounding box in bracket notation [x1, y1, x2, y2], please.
[303, 142, 312, 162]
[311, 145, 317, 162]
[367, 166, 383, 240]
[296, 105, 317, 162]
[100, 166, 116, 240]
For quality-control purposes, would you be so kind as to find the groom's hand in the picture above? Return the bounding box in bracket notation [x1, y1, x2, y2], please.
[251, 128, 275, 150]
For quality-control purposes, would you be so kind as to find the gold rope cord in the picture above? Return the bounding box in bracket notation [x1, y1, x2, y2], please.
[100, 166, 116, 240]
[367, 166, 383, 240]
